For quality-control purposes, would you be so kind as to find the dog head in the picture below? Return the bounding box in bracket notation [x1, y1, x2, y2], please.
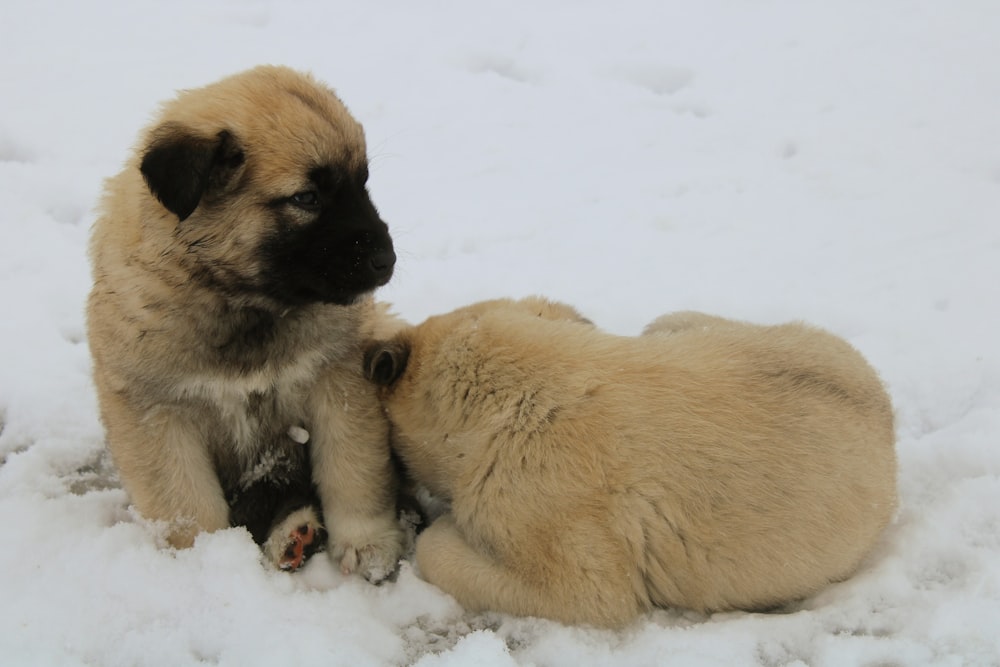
[364, 298, 594, 496]
[137, 65, 394, 308]
[363, 318, 452, 497]
[365, 296, 591, 395]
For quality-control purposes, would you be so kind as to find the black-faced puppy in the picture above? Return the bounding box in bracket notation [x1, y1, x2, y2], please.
[87, 66, 404, 578]
[366, 298, 897, 627]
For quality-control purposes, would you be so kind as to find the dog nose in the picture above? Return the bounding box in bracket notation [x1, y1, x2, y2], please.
[369, 249, 396, 278]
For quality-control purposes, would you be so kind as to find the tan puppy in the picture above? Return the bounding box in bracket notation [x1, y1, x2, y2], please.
[87, 66, 404, 578]
[365, 298, 897, 626]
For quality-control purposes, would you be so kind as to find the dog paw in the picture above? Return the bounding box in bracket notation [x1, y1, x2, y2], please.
[278, 523, 325, 571]
[330, 515, 405, 583]
[263, 506, 326, 571]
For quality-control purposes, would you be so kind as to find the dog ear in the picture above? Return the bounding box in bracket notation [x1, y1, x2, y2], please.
[140, 124, 245, 221]
[364, 342, 409, 386]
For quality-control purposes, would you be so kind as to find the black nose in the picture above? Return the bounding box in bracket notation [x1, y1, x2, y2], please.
[369, 249, 396, 279]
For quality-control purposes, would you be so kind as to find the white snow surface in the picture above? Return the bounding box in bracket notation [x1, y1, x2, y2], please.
[2, 1, 999, 665]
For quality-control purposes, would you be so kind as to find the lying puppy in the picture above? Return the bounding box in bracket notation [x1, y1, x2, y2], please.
[365, 298, 897, 627]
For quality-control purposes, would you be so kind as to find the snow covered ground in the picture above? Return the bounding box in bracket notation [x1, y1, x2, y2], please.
[2, 0, 999, 664]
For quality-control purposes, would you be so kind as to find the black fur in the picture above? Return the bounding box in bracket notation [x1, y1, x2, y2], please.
[365, 343, 408, 386]
[260, 166, 395, 307]
[212, 307, 283, 374]
[225, 445, 322, 546]
[140, 126, 245, 221]
[210, 400, 322, 548]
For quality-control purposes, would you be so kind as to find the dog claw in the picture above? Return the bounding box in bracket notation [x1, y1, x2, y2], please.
[337, 543, 399, 583]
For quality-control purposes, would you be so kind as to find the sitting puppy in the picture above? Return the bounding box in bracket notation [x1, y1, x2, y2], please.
[364, 297, 897, 627]
[87, 66, 405, 577]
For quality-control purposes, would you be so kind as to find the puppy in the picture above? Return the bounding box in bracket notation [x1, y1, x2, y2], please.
[87, 66, 404, 578]
[365, 298, 897, 626]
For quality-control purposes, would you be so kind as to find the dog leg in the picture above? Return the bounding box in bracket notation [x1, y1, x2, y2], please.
[416, 514, 642, 628]
[415, 515, 556, 621]
[102, 395, 230, 548]
[262, 505, 327, 571]
[226, 438, 327, 570]
[309, 367, 404, 582]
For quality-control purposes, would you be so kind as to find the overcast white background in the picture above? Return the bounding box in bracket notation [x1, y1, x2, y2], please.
[1, 1, 999, 665]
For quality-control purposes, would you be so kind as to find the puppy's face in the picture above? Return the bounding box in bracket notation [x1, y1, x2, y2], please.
[138, 66, 394, 308]
[364, 311, 481, 497]
[364, 298, 592, 496]
[365, 297, 592, 435]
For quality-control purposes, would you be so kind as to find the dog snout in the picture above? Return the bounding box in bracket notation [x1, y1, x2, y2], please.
[369, 248, 396, 281]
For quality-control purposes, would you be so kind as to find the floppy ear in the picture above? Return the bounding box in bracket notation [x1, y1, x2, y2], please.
[364, 342, 409, 386]
[140, 124, 245, 221]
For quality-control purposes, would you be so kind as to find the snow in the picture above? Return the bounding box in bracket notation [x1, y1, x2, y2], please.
[2, 0, 999, 664]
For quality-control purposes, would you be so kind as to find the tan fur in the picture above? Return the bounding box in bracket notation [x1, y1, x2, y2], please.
[87, 66, 403, 577]
[369, 298, 897, 627]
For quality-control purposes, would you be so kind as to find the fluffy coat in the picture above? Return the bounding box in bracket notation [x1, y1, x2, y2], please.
[366, 298, 897, 626]
[87, 66, 404, 577]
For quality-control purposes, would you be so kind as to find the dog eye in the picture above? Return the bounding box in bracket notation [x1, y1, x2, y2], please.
[289, 191, 320, 209]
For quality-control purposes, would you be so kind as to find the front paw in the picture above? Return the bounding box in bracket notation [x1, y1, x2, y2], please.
[329, 514, 405, 583]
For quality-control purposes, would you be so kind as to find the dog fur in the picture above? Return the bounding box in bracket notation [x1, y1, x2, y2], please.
[365, 297, 897, 626]
[87, 65, 404, 577]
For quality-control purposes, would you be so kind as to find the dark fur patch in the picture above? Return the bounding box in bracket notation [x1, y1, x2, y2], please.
[259, 167, 394, 306]
[365, 342, 409, 386]
[223, 437, 320, 545]
[213, 307, 280, 373]
[140, 126, 245, 221]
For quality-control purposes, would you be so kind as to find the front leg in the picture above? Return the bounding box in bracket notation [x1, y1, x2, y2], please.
[416, 514, 547, 617]
[417, 514, 644, 628]
[309, 365, 404, 582]
[100, 392, 230, 548]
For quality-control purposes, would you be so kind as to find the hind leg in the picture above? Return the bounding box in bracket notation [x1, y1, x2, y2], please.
[263, 505, 327, 571]
[228, 446, 326, 571]
[232, 482, 327, 571]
